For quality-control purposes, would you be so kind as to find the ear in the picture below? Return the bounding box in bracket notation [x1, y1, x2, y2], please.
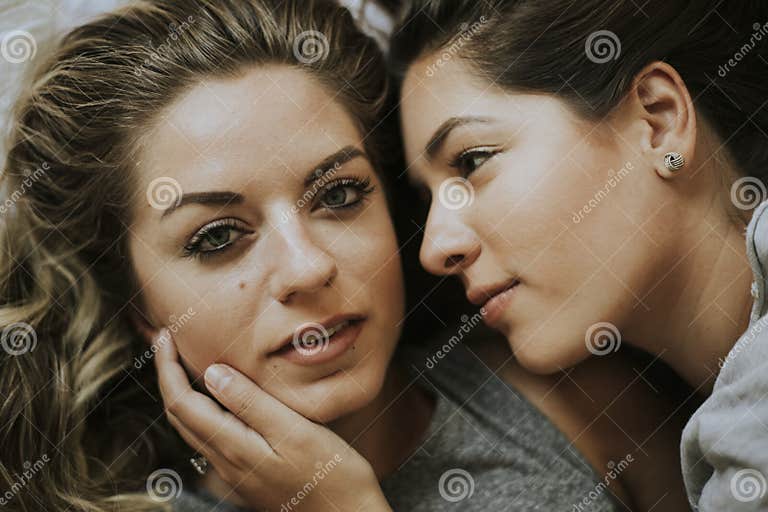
[628, 61, 697, 179]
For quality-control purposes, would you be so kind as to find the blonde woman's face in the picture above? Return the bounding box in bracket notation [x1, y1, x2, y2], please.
[128, 65, 404, 423]
[401, 56, 675, 374]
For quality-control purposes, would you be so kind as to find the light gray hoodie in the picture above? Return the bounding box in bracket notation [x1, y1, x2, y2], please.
[681, 198, 768, 511]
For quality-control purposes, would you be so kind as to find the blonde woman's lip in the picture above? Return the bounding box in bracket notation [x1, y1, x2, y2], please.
[274, 318, 365, 366]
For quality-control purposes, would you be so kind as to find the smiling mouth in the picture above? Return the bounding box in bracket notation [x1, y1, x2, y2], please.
[487, 280, 519, 303]
[467, 278, 520, 306]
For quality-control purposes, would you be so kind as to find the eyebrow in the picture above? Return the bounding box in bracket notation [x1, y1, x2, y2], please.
[424, 116, 493, 160]
[303, 145, 366, 187]
[161, 191, 243, 218]
[160, 145, 367, 218]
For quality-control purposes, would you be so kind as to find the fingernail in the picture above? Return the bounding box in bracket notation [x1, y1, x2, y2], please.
[205, 364, 233, 393]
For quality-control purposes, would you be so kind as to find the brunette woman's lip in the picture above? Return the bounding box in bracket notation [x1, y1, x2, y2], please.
[271, 316, 366, 366]
[480, 284, 519, 326]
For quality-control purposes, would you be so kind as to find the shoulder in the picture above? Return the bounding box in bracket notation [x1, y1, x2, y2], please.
[682, 313, 768, 510]
[471, 334, 692, 511]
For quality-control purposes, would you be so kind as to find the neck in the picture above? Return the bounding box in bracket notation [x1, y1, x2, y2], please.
[328, 362, 434, 478]
[626, 202, 754, 394]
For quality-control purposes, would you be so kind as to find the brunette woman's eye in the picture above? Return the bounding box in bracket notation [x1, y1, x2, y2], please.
[449, 148, 499, 177]
[183, 219, 253, 260]
[323, 186, 353, 207]
[313, 176, 374, 211]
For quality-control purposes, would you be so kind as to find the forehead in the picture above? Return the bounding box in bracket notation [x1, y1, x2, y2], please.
[135, 65, 361, 192]
[400, 57, 510, 150]
[399, 56, 581, 172]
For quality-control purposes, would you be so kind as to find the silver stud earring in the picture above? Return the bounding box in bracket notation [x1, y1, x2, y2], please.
[664, 152, 685, 172]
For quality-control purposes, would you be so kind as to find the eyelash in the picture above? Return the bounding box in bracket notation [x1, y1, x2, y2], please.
[181, 176, 375, 261]
[449, 146, 500, 177]
[182, 218, 253, 261]
[311, 175, 374, 212]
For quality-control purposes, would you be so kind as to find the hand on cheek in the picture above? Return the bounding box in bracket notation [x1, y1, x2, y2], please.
[145, 327, 391, 511]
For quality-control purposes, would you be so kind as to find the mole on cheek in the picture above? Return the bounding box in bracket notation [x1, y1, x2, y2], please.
[239, 281, 246, 289]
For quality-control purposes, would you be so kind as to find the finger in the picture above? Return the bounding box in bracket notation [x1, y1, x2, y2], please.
[154, 329, 275, 465]
[167, 411, 233, 476]
[204, 363, 317, 444]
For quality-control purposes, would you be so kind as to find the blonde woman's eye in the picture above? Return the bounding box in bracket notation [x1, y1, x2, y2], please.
[183, 219, 253, 260]
[313, 176, 374, 211]
[200, 226, 234, 249]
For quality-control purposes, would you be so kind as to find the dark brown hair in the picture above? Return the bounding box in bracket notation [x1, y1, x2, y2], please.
[390, 0, 768, 183]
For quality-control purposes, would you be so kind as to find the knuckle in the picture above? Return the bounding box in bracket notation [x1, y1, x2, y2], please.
[219, 445, 244, 467]
[231, 389, 258, 419]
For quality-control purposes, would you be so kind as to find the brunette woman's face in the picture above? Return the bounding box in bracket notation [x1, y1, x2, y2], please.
[128, 65, 404, 423]
[401, 56, 687, 374]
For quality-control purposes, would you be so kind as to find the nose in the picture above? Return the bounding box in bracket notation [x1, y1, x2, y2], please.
[419, 202, 480, 276]
[268, 221, 338, 304]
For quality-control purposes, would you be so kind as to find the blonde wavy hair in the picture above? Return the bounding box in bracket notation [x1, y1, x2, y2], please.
[0, 0, 393, 509]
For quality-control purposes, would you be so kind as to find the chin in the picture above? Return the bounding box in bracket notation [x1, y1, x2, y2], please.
[293, 359, 390, 424]
[508, 326, 591, 375]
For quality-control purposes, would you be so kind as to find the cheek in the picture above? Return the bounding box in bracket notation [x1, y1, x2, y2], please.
[488, 137, 637, 273]
[338, 211, 405, 316]
[134, 254, 261, 379]
[481, 145, 650, 371]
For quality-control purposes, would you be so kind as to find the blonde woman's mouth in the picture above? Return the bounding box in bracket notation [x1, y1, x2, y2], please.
[271, 314, 367, 366]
